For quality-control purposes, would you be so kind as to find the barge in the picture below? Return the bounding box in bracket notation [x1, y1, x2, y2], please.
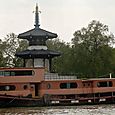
[0, 4, 115, 107]
[0, 67, 115, 107]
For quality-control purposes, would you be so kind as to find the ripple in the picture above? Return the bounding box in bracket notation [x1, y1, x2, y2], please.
[0, 105, 115, 115]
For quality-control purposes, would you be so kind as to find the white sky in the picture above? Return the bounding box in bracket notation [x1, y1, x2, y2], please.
[0, 0, 115, 42]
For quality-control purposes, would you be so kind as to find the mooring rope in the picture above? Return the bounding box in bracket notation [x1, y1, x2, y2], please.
[98, 73, 113, 78]
[0, 96, 16, 107]
[7, 97, 16, 105]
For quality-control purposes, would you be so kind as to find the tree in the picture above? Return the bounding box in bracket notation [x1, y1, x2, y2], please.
[14, 39, 28, 67]
[0, 33, 28, 67]
[47, 39, 72, 74]
[72, 20, 115, 77]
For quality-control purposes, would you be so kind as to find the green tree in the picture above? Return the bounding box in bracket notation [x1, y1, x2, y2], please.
[14, 39, 28, 67]
[0, 33, 28, 67]
[72, 20, 115, 78]
[47, 39, 72, 74]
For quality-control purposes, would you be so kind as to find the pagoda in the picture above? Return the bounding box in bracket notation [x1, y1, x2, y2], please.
[15, 4, 61, 72]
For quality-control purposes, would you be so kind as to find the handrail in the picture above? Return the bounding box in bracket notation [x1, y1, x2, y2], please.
[44, 73, 77, 80]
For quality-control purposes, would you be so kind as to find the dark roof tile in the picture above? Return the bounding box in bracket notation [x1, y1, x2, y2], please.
[15, 49, 61, 59]
[18, 28, 58, 39]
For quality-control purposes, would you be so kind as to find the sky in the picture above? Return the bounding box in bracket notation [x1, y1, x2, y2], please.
[0, 0, 115, 43]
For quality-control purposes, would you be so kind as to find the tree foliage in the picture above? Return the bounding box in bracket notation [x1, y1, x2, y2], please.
[47, 20, 115, 78]
[47, 39, 72, 74]
[72, 20, 115, 77]
[0, 33, 28, 67]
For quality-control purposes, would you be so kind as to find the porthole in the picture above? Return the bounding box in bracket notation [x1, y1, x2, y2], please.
[5, 86, 10, 91]
[88, 83, 90, 86]
[0, 85, 15, 91]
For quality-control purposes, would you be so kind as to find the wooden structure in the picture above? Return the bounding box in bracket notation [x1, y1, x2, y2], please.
[15, 4, 61, 72]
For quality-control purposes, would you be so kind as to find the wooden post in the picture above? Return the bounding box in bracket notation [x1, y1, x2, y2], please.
[49, 58, 52, 72]
[23, 59, 26, 67]
[43, 58, 45, 67]
[32, 58, 34, 67]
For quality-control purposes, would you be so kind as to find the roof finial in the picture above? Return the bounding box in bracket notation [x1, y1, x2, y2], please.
[34, 3, 40, 28]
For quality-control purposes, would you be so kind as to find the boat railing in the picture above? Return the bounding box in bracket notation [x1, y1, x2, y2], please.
[44, 73, 77, 80]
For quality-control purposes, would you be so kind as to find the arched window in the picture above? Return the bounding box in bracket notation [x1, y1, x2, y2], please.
[70, 82, 77, 88]
[0, 85, 16, 91]
[60, 83, 67, 89]
[97, 81, 112, 87]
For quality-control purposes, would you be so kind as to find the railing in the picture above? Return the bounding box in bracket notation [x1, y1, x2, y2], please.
[44, 73, 77, 80]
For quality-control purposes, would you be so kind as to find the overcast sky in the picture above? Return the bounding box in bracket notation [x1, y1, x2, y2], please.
[0, 0, 115, 42]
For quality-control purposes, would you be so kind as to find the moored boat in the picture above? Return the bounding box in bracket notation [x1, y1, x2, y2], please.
[0, 4, 115, 107]
[0, 67, 115, 107]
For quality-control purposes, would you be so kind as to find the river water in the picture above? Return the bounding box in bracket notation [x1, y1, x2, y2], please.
[0, 105, 115, 115]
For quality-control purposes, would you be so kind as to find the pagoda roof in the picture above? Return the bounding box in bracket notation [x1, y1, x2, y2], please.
[18, 27, 58, 39]
[18, 4, 58, 40]
[15, 49, 61, 59]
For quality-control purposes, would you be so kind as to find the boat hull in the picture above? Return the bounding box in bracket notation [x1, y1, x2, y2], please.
[0, 95, 44, 107]
[0, 95, 115, 107]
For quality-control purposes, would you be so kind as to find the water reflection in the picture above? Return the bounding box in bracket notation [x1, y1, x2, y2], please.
[0, 105, 115, 115]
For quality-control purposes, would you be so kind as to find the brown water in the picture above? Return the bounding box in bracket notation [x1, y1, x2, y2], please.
[0, 105, 115, 115]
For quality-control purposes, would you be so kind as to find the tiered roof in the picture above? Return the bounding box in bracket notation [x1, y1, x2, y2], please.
[16, 4, 61, 59]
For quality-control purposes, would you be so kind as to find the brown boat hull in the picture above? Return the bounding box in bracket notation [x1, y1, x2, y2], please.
[0, 95, 44, 107]
[0, 95, 115, 107]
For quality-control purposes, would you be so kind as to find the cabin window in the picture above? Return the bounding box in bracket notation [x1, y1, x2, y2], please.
[11, 72, 15, 76]
[60, 82, 77, 89]
[0, 85, 16, 91]
[88, 83, 90, 86]
[23, 85, 28, 90]
[9, 70, 33, 76]
[70, 82, 77, 88]
[0, 71, 4, 76]
[60, 83, 67, 89]
[47, 83, 51, 89]
[0, 70, 34, 76]
[97, 81, 112, 87]
[83, 83, 91, 87]
[4, 71, 10, 76]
